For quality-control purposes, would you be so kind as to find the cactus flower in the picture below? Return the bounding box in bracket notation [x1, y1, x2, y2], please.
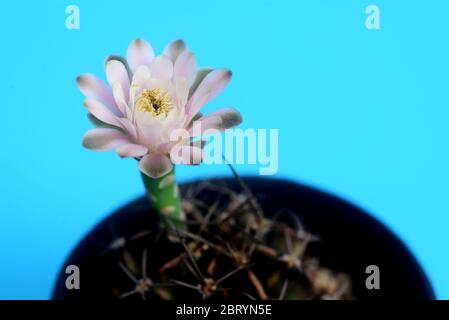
[76, 39, 242, 229]
[77, 39, 242, 179]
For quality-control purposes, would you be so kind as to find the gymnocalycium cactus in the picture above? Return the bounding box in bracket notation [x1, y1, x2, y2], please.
[77, 39, 242, 229]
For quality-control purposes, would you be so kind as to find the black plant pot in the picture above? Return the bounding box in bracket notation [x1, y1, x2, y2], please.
[52, 177, 434, 300]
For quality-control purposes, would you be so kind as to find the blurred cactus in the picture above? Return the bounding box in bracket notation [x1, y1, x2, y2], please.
[104, 178, 354, 301]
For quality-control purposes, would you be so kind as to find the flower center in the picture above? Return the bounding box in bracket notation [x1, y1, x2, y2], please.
[138, 88, 172, 117]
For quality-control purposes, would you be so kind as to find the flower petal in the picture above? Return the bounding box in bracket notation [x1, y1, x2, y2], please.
[174, 51, 196, 85]
[82, 128, 130, 151]
[172, 51, 196, 108]
[187, 69, 232, 121]
[205, 108, 242, 129]
[111, 83, 129, 117]
[188, 68, 212, 99]
[87, 113, 116, 129]
[132, 65, 152, 88]
[170, 145, 203, 165]
[106, 59, 130, 101]
[106, 55, 132, 76]
[84, 99, 122, 127]
[188, 116, 222, 136]
[139, 154, 173, 178]
[187, 108, 242, 138]
[163, 39, 187, 64]
[150, 55, 173, 80]
[116, 143, 148, 158]
[76, 74, 121, 115]
[127, 39, 155, 72]
[118, 117, 138, 141]
[136, 122, 161, 147]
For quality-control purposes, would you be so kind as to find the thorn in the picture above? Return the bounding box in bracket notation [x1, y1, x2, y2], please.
[119, 289, 137, 299]
[119, 261, 138, 284]
[142, 249, 148, 278]
[247, 269, 268, 300]
[171, 279, 201, 292]
[279, 278, 289, 300]
[216, 265, 248, 286]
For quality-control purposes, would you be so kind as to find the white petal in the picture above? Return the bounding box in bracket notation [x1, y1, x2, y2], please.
[84, 99, 122, 127]
[187, 108, 242, 138]
[117, 118, 138, 141]
[174, 51, 196, 85]
[76, 74, 121, 114]
[163, 39, 187, 64]
[111, 83, 129, 117]
[139, 154, 173, 178]
[173, 52, 196, 107]
[188, 116, 222, 136]
[203, 108, 242, 130]
[106, 60, 130, 101]
[82, 128, 130, 151]
[188, 68, 212, 99]
[127, 39, 155, 72]
[155, 141, 177, 154]
[88, 113, 114, 129]
[116, 143, 148, 158]
[187, 69, 232, 121]
[170, 145, 203, 165]
[136, 122, 161, 148]
[132, 65, 152, 88]
[150, 55, 173, 80]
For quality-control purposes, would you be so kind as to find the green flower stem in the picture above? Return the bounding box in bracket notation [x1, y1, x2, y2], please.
[141, 167, 184, 230]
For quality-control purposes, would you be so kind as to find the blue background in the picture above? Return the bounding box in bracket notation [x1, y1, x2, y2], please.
[0, 0, 448, 299]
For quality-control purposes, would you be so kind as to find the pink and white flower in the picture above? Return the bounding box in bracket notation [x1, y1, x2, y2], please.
[77, 39, 242, 178]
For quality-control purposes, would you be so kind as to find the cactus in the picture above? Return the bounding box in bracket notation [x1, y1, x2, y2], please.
[103, 176, 354, 301]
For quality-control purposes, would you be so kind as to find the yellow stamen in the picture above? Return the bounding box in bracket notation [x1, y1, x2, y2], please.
[138, 88, 172, 117]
